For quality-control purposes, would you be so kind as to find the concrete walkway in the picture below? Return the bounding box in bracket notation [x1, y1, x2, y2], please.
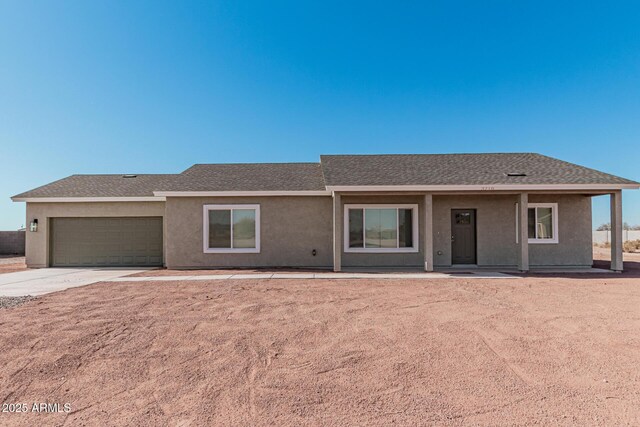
[108, 270, 519, 282]
[0, 268, 152, 297]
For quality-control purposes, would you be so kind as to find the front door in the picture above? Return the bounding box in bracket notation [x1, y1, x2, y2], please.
[451, 209, 476, 265]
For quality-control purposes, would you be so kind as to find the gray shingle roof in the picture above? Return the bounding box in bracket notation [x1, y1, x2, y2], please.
[12, 174, 179, 198]
[158, 163, 326, 192]
[12, 153, 638, 199]
[320, 153, 638, 186]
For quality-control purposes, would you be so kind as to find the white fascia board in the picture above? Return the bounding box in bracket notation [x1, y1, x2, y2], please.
[11, 196, 166, 203]
[326, 184, 640, 192]
[154, 190, 331, 197]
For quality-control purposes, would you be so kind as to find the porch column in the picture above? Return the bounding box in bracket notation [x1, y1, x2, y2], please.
[517, 193, 529, 272]
[610, 190, 623, 271]
[423, 194, 434, 271]
[333, 192, 342, 272]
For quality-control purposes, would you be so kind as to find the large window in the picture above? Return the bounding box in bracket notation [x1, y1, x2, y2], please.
[516, 203, 558, 244]
[344, 204, 419, 253]
[203, 205, 260, 253]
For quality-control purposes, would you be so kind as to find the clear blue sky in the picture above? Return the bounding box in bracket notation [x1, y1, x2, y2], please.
[1, 1, 638, 230]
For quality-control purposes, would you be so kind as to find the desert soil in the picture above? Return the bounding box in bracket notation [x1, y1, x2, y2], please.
[0, 256, 26, 275]
[1, 262, 639, 426]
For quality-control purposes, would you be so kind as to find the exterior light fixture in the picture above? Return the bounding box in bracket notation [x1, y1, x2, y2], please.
[29, 219, 38, 232]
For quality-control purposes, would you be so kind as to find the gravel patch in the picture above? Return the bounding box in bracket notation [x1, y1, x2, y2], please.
[0, 295, 37, 309]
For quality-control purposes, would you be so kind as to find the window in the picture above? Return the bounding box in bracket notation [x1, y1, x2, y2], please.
[203, 205, 260, 253]
[515, 203, 558, 244]
[454, 212, 471, 224]
[344, 204, 419, 252]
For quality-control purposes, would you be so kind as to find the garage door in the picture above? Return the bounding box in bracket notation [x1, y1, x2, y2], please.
[50, 217, 163, 267]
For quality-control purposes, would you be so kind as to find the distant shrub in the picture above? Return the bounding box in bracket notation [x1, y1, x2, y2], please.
[623, 240, 640, 253]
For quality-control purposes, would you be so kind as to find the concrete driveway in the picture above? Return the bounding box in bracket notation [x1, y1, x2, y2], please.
[0, 268, 150, 297]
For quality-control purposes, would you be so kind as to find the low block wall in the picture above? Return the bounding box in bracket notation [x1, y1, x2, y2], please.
[0, 231, 26, 255]
[593, 230, 640, 244]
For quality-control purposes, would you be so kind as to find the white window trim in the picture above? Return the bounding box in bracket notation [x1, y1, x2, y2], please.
[343, 204, 419, 253]
[203, 204, 261, 253]
[516, 203, 559, 244]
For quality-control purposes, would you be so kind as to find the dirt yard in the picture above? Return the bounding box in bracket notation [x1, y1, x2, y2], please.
[593, 246, 640, 266]
[1, 267, 639, 426]
[0, 256, 26, 275]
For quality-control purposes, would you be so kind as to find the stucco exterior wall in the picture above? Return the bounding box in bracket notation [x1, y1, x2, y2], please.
[528, 194, 592, 267]
[432, 195, 519, 267]
[340, 195, 426, 268]
[25, 202, 166, 268]
[22, 193, 592, 269]
[164, 196, 333, 268]
[339, 193, 592, 269]
[432, 193, 592, 268]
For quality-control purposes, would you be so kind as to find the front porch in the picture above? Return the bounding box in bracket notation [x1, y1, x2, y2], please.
[331, 191, 625, 273]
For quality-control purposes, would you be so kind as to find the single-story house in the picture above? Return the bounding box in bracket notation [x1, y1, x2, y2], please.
[12, 153, 639, 272]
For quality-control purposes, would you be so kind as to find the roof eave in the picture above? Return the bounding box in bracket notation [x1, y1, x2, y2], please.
[11, 196, 167, 203]
[153, 190, 331, 197]
[326, 183, 640, 192]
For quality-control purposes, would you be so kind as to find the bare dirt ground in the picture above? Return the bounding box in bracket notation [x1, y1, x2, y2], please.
[1, 266, 639, 426]
[593, 246, 640, 267]
[0, 256, 26, 275]
[127, 266, 332, 277]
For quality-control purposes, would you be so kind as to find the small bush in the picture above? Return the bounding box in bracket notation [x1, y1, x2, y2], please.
[594, 242, 611, 248]
[623, 240, 640, 253]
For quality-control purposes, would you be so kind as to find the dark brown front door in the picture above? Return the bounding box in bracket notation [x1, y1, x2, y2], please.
[451, 209, 476, 265]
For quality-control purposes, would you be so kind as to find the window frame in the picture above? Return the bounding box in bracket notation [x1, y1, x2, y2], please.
[343, 204, 419, 253]
[203, 204, 261, 253]
[515, 202, 559, 244]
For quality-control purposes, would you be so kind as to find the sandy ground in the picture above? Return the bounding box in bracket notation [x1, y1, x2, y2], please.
[593, 246, 640, 264]
[128, 267, 333, 277]
[0, 256, 26, 275]
[1, 268, 639, 426]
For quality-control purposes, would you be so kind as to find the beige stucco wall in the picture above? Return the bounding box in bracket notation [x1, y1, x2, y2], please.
[432, 194, 592, 268]
[25, 202, 165, 268]
[528, 194, 592, 267]
[339, 193, 592, 268]
[164, 196, 333, 268]
[23, 193, 592, 269]
[432, 194, 518, 267]
[340, 195, 426, 268]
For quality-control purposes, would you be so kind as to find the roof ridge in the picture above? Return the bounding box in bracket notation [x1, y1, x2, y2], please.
[68, 173, 178, 176]
[321, 152, 538, 157]
[190, 161, 321, 166]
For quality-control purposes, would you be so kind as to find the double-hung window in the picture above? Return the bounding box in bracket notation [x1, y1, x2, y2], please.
[344, 204, 419, 253]
[203, 204, 260, 253]
[516, 203, 558, 244]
